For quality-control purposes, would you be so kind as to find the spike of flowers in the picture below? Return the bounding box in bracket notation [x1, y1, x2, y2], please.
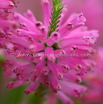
[0, 0, 99, 104]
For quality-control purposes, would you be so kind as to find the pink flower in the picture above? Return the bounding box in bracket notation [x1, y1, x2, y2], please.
[63, 0, 103, 46]
[43, 80, 87, 104]
[13, 0, 103, 46]
[81, 48, 103, 104]
[0, 0, 99, 103]
[0, 0, 17, 18]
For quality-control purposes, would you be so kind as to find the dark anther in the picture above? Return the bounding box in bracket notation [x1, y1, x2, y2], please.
[53, 33, 57, 36]
[36, 23, 41, 27]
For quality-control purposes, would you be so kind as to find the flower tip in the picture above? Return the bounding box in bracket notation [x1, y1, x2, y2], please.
[41, 67, 49, 75]
[80, 12, 86, 23]
[12, 21, 19, 29]
[41, 0, 49, 5]
[75, 76, 82, 83]
[13, 12, 19, 20]
[73, 89, 81, 98]
[51, 32, 60, 40]
[24, 89, 31, 95]
[67, 23, 73, 30]
[62, 65, 70, 73]
[40, 26, 46, 32]
[7, 82, 13, 89]
[56, 84, 61, 91]
[9, 1, 15, 8]
[42, 0, 49, 3]
[0, 29, 5, 38]
[26, 10, 32, 15]
[57, 73, 63, 80]
[31, 72, 38, 82]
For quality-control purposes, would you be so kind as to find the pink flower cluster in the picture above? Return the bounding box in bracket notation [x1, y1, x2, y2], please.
[0, 0, 99, 104]
[0, 0, 17, 18]
[82, 48, 103, 104]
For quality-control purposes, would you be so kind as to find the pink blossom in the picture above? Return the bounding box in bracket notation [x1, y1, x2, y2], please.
[0, 0, 17, 18]
[63, 0, 103, 46]
[14, 0, 103, 46]
[81, 48, 103, 104]
[0, 0, 99, 103]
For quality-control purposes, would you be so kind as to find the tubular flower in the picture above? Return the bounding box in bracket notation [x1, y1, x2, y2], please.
[63, 0, 103, 46]
[1, 0, 99, 104]
[82, 48, 103, 104]
[0, 0, 17, 18]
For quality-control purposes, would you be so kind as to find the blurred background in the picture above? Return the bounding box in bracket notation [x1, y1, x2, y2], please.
[0, 0, 103, 104]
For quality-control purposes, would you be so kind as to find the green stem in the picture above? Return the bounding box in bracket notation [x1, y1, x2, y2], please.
[48, 0, 64, 37]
